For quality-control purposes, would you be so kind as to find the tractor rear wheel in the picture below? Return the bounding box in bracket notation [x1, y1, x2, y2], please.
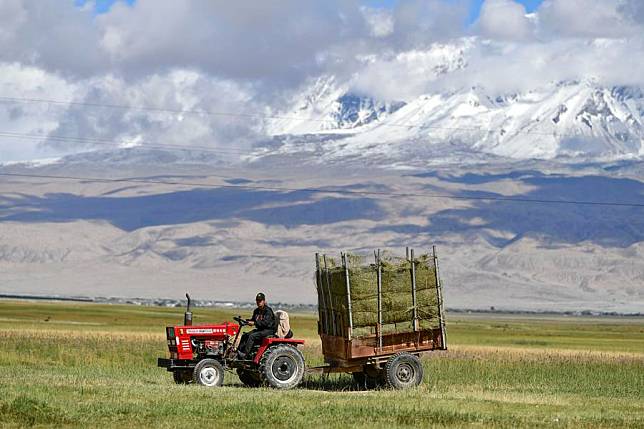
[384, 352, 423, 389]
[259, 344, 305, 389]
[193, 359, 225, 387]
[237, 369, 261, 388]
[173, 370, 192, 384]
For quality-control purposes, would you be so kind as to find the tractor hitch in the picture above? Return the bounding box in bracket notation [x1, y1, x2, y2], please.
[158, 358, 196, 371]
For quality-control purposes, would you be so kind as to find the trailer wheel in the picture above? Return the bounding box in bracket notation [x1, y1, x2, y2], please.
[237, 369, 261, 388]
[173, 370, 193, 384]
[384, 353, 423, 389]
[193, 359, 225, 387]
[259, 344, 305, 389]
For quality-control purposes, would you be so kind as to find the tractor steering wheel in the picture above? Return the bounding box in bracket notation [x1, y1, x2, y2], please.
[233, 316, 248, 326]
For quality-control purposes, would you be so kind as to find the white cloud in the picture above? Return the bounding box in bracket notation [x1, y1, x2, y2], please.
[620, 0, 644, 24]
[0, 0, 27, 45]
[429, 37, 644, 94]
[361, 6, 394, 38]
[0, 0, 106, 77]
[477, 0, 535, 41]
[539, 0, 638, 38]
[45, 71, 263, 156]
[0, 0, 644, 163]
[351, 42, 471, 100]
[95, 0, 373, 85]
[389, 0, 471, 47]
[0, 63, 78, 162]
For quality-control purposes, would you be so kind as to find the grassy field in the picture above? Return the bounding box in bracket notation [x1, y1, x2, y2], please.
[0, 300, 642, 428]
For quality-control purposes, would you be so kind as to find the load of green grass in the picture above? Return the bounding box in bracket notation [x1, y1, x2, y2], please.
[316, 251, 440, 338]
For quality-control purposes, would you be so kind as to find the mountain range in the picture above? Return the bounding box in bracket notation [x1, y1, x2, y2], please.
[265, 45, 643, 164]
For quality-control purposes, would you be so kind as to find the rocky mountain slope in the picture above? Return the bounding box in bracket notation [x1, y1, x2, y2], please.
[1, 160, 643, 311]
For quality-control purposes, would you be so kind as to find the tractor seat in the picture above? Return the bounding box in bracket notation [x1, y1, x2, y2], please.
[275, 310, 291, 338]
[267, 329, 293, 339]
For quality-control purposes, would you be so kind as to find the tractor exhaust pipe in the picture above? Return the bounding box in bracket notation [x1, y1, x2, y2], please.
[184, 293, 193, 326]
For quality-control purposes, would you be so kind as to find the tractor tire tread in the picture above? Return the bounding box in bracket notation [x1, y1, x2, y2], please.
[258, 344, 305, 390]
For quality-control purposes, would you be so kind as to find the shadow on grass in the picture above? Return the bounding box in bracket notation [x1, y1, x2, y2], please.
[229, 374, 376, 392]
[301, 374, 365, 392]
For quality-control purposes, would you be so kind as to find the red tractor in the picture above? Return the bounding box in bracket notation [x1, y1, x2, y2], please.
[157, 294, 306, 389]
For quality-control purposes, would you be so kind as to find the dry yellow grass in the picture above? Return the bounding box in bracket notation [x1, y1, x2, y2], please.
[0, 301, 642, 428]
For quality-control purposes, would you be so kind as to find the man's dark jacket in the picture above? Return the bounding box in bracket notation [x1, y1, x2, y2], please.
[251, 306, 276, 332]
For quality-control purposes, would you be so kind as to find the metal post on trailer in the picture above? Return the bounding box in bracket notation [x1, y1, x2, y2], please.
[342, 252, 353, 340]
[375, 250, 383, 349]
[410, 248, 418, 332]
[315, 253, 321, 334]
[315, 253, 328, 335]
[433, 245, 447, 350]
[323, 254, 335, 336]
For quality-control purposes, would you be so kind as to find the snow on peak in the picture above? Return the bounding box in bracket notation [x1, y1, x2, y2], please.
[266, 73, 644, 162]
[265, 75, 406, 136]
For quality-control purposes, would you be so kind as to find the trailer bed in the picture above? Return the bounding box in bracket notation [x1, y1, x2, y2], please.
[315, 247, 447, 367]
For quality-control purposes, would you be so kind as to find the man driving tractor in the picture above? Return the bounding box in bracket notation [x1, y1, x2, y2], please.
[237, 292, 276, 359]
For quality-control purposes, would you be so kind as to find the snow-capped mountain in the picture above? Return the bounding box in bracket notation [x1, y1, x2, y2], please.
[265, 76, 406, 136]
[266, 45, 644, 162]
[324, 81, 644, 161]
[266, 43, 469, 137]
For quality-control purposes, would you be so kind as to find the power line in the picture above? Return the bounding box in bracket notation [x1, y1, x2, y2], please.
[0, 130, 458, 158]
[0, 130, 458, 160]
[0, 95, 582, 138]
[0, 95, 338, 124]
[0, 129, 460, 159]
[1, 171, 643, 209]
[0, 131, 271, 157]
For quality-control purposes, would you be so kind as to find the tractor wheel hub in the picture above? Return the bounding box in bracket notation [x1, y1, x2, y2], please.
[272, 356, 296, 381]
[199, 367, 220, 386]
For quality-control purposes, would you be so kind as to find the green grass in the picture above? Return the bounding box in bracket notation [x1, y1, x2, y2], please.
[0, 300, 642, 428]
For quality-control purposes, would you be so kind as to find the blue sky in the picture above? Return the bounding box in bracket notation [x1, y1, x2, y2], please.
[365, 0, 544, 23]
[468, 0, 543, 21]
[76, 0, 134, 14]
[80, 0, 545, 22]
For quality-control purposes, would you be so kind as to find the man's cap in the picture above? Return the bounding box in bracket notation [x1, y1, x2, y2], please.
[256, 292, 266, 301]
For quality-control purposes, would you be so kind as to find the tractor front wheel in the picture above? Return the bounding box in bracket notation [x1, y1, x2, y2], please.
[193, 359, 225, 387]
[259, 344, 305, 389]
[384, 352, 423, 389]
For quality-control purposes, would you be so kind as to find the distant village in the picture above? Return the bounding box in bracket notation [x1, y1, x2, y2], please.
[0, 293, 641, 317]
[0, 293, 317, 313]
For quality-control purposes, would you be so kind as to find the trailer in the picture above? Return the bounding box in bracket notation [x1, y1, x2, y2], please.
[308, 246, 447, 389]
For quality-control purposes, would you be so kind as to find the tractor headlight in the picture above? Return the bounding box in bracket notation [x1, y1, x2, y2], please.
[166, 327, 175, 339]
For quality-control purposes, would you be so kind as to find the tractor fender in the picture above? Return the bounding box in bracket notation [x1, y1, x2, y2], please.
[253, 338, 305, 364]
